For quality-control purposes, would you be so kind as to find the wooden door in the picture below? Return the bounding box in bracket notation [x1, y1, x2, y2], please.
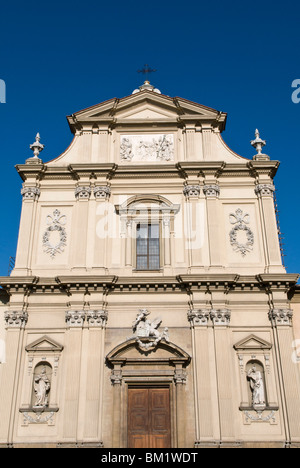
[128, 387, 171, 448]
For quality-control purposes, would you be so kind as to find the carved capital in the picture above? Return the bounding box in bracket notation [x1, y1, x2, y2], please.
[5, 311, 28, 329]
[188, 309, 210, 327]
[110, 369, 122, 386]
[21, 187, 41, 200]
[183, 184, 201, 198]
[174, 368, 187, 385]
[255, 184, 275, 197]
[94, 186, 111, 200]
[75, 186, 91, 200]
[86, 310, 108, 328]
[203, 184, 220, 198]
[269, 308, 293, 326]
[210, 309, 231, 326]
[65, 310, 85, 328]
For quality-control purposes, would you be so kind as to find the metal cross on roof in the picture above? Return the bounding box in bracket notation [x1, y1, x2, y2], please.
[137, 64, 157, 81]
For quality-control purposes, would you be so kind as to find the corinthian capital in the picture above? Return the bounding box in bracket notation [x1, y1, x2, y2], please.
[65, 310, 85, 327]
[86, 310, 108, 327]
[21, 187, 41, 200]
[94, 186, 111, 200]
[269, 308, 293, 326]
[255, 184, 275, 197]
[203, 184, 220, 198]
[75, 186, 91, 200]
[183, 185, 201, 198]
[210, 309, 231, 326]
[5, 311, 28, 329]
[188, 309, 210, 326]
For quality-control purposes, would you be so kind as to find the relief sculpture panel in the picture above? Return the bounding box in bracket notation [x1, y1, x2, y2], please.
[120, 134, 174, 162]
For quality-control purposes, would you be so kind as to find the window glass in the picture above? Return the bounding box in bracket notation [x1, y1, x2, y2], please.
[136, 224, 160, 270]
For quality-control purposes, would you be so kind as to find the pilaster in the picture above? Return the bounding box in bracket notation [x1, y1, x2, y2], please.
[14, 186, 40, 274]
[255, 183, 283, 272]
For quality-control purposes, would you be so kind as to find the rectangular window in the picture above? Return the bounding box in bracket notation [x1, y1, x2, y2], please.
[136, 224, 160, 271]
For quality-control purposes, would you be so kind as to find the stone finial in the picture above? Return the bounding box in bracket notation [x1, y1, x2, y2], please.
[251, 129, 269, 161]
[30, 133, 44, 158]
[27, 133, 44, 164]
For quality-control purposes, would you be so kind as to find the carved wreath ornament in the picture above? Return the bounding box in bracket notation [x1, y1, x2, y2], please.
[229, 209, 254, 257]
[42, 210, 67, 259]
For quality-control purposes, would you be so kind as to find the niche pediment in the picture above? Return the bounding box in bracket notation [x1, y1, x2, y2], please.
[106, 338, 190, 366]
[234, 335, 272, 352]
[26, 336, 64, 353]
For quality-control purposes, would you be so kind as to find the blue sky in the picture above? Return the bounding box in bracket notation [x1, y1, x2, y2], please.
[0, 0, 299, 277]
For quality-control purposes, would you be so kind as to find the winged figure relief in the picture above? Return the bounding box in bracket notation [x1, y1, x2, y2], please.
[133, 309, 162, 338]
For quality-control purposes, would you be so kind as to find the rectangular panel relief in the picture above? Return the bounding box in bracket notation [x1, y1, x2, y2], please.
[223, 203, 262, 266]
[119, 134, 174, 163]
[35, 205, 73, 266]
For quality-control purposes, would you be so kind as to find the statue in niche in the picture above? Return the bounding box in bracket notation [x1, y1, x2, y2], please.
[34, 366, 51, 408]
[247, 365, 266, 409]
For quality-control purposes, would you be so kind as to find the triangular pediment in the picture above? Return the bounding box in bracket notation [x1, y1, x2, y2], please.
[116, 102, 176, 120]
[234, 335, 272, 351]
[67, 90, 226, 133]
[26, 335, 64, 353]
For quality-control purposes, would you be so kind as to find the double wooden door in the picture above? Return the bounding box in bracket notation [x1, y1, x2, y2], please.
[128, 387, 171, 448]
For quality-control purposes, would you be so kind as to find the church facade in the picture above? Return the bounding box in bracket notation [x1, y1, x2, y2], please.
[0, 81, 299, 448]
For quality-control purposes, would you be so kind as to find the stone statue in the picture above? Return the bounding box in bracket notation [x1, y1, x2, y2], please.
[247, 365, 266, 409]
[131, 309, 170, 351]
[34, 367, 51, 408]
[132, 309, 162, 338]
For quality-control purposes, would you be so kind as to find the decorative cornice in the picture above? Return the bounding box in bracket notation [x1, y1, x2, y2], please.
[5, 310, 28, 329]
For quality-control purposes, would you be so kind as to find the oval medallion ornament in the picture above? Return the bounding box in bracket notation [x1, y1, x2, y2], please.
[229, 209, 254, 257]
[43, 210, 67, 259]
